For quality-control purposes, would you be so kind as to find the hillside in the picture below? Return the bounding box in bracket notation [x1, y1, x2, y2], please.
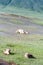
[0, 0, 43, 13]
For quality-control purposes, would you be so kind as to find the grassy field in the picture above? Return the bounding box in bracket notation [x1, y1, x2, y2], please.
[0, 13, 43, 65]
[0, 6, 43, 26]
[31, 18, 43, 25]
[0, 34, 43, 65]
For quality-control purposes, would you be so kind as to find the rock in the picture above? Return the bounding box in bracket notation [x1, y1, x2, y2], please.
[0, 59, 17, 65]
[0, 59, 9, 65]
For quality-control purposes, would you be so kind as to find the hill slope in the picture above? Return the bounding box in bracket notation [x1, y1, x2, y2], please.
[0, 0, 43, 12]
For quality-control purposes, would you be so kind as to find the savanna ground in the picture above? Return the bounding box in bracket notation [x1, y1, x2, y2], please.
[0, 13, 43, 65]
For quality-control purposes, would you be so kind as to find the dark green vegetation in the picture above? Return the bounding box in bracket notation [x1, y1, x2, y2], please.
[0, 0, 43, 12]
[0, 0, 43, 23]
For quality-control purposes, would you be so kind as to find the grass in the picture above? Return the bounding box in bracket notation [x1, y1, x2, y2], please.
[0, 34, 43, 65]
[10, 19, 23, 25]
[0, 18, 23, 25]
[0, 9, 43, 65]
[31, 18, 43, 25]
[0, 6, 43, 25]
[0, 13, 43, 26]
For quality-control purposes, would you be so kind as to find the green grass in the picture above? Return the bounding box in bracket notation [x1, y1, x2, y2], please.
[10, 19, 23, 24]
[0, 18, 23, 25]
[0, 6, 43, 19]
[0, 6, 43, 25]
[0, 34, 43, 65]
[31, 18, 43, 25]
[0, 8, 43, 65]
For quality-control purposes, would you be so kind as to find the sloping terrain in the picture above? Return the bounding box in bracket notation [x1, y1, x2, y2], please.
[0, 0, 43, 13]
[0, 0, 43, 65]
[0, 14, 43, 65]
[0, 14, 43, 37]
